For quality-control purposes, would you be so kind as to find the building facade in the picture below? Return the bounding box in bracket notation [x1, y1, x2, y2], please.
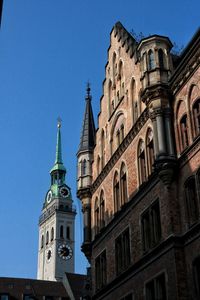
[37, 121, 76, 282]
[77, 22, 200, 299]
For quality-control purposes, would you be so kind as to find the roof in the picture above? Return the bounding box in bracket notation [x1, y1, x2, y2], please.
[78, 84, 96, 154]
[0, 277, 70, 299]
[65, 273, 87, 300]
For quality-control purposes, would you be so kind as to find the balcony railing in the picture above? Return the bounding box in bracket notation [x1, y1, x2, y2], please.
[39, 203, 76, 224]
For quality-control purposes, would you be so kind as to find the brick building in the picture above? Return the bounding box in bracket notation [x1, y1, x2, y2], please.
[77, 22, 200, 300]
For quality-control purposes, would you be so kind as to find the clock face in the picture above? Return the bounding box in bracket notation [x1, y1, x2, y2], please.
[58, 244, 72, 260]
[46, 190, 52, 204]
[46, 248, 52, 262]
[59, 186, 69, 198]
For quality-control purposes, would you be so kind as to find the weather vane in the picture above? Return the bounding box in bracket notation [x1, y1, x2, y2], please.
[57, 116, 62, 128]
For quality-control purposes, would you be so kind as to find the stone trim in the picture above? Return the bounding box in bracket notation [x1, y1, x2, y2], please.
[92, 108, 149, 193]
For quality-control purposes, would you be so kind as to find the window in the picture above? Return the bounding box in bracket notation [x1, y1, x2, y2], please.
[141, 200, 161, 252]
[148, 50, 155, 70]
[41, 235, 44, 249]
[46, 231, 49, 245]
[60, 225, 64, 238]
[120, 294, 133, 300]
[145, 273, 167, 300]
[95, 198, 100, 235]
[114, 172, 120, 212]
[120, 163, 128, 206]
[66, 226, 70, 239]
[82, 159, 87, 176]
[193, 99, 200, 137]
[180, 114, 189, 150]
[97, 156, 101, 176]
[51, 227, 54, 241]
[115, 228, 130, 275]
[185, 177, 199, 226]
[138, 140, 147, 184]
[100, 191, 105, 230]
[101, 130, 105, 168]
[120, 124, 125, 142]
[158, 49, 164, 69]
[146, 129, 154, 176]
[0, 295, 9, 300]
[193, 256, 200, 298]
[95, 251, 107, 291]
[118, 60, 124, 97]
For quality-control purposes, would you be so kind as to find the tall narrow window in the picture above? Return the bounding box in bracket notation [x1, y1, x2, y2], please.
[146, 129, 154, 176]
[60, 225, 64, 238]
[193, 99, 200, 137]
[148, 50, 155, 70]
[46, 231, 49, 245]
[146, 273, 167, 300]
[108, 80, 113, 114]
[95, 198, 100, 235]
[180, 114, 189, 150]
[141, 200, 161, 252]
[114, 172, 120, 212]
[118, 60, 124, 97]
[120, 124, 125, 143]
[66, 226, 70, 239]
[115, 228, 130, 274]
[41, 235, 44, 249]
[100, 191, 105, 230]
[138, 140, 147, 184]
[158, 49, 164, 69]
[82, 159, 87, 176]
[101, 130, 105, 168]
[51, 227, 54, 241]
[120, 163, 128, 206]
[185, 177, 199, 226]
[97, 156, 101, 176]
[95, 251, 107, 291]
[193, 256, 200, 298]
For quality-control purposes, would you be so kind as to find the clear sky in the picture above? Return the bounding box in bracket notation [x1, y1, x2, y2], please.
[0, 0, 199, 278]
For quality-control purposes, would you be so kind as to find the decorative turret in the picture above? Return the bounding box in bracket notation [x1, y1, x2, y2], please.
[77, 83, 96, 261]
[138, 36, 177, 186]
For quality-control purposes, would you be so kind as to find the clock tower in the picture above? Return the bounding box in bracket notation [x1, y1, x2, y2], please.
[37, 120, 76, 281]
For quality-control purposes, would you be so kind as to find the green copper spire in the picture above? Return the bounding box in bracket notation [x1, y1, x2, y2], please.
[50, 118, 66, 174]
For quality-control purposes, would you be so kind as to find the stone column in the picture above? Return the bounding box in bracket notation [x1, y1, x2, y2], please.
[155, 108, 167, 156]
[164, 108, 175, 156]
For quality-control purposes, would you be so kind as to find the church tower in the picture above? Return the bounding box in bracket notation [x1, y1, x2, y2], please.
[37, 120, 76, 281]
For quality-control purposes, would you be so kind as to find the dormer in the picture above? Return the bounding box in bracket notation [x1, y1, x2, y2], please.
[138, 35, 173, 91]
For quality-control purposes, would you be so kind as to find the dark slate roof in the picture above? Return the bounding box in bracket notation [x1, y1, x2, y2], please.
[65, 273, 87, 300]
[0, 277, 70, 299]
[78, 85, 96, 153]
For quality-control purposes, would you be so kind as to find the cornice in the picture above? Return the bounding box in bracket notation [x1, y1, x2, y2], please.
[170, 41, 200, 95]
[91, 109, 149, 193]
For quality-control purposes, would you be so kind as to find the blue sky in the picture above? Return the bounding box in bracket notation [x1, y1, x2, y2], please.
[0, 0, 199, 278]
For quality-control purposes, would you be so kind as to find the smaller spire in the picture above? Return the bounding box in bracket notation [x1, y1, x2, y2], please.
[50, 118, 66, 174]
[78, 83, 96, 153]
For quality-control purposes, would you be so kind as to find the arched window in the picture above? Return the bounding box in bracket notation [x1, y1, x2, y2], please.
[158, 49, 164, 69]
[146, 129, 154, 176]
[60, 225, 64, 238]
[95, 198, 100, 235]
[41, 235, 44, 249]
[51, 227, 54, 241]
[148, 50, 155, 70]
[138, 140, 147, 184]
[66, 226, 70, 239]
[112, 52, 117, 79]
[108, 80, 113, 114]
[114, 172, 120, 212]
[101, 130, 105, 168]
[193, 99, 200, 137]
[100, 191, 105, 229]
[118, 60, 124, 97]
[97, 156, 101, 176]
[185, 177, 199, 226]
[180, 114, 189, 150]
[46, 231, 49, 245]
[82, 159, 87, 176]
[120, 163, 128, 206]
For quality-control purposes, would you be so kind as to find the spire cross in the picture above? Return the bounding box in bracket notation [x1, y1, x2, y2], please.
[57, 117, 62, 128]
